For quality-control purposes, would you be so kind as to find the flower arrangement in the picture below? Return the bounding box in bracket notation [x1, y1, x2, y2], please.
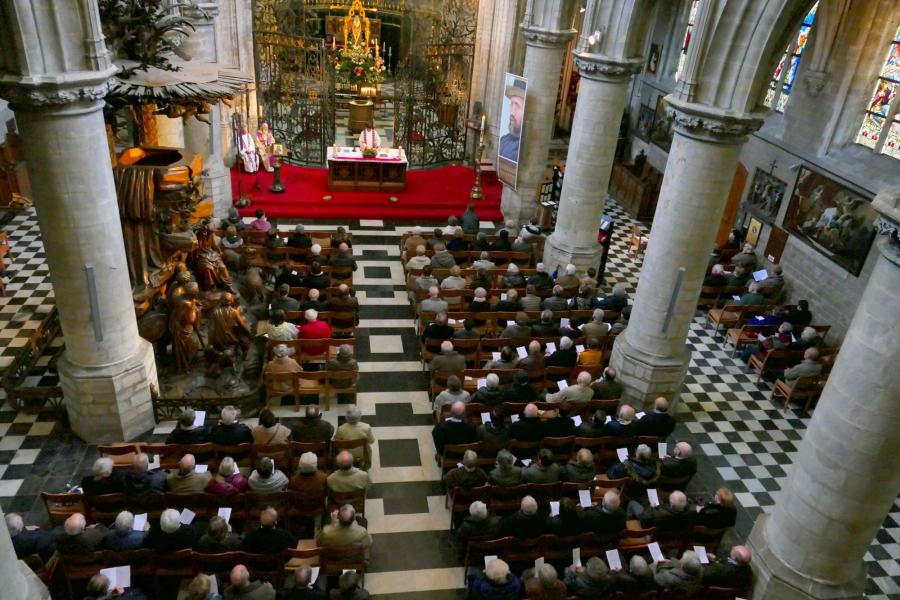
[361, 148, 378, 158]
[334, 42, 386, 86]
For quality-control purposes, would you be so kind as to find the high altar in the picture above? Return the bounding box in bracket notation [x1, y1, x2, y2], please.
[327, 146, 408, 192]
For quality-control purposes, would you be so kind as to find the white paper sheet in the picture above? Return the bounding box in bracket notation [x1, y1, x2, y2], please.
[484, 555, 498, 568]
[179, 509, 196, 525]
[500, 293, 507, 301]
[616, 447, 629, 462]
[217, 507, 232, 524]
[733, 295, 742, 301]
[752, 269, 768, 282]
[148, 455, 160, 470]
[511, 414, 520, 423]
[549, 501, 560, 517]
[572, 548, 582, 567]
[606, 549, 623, 571]
[605, 415, 612, 424]
[516, 346, 528, 359]
[194, 464, 209, 473]
[193, 410, 206, 427]
[477, 378, 487, 388]
[521, 459, 532, 467]
[546, 342, 557, 353]
[754, 315, 765, 321]
[576, 345, 585, 353]
[100, 566, 131, 589]
[457, 462, 464, 469]
[647, 489, 660, 507]
[492, 352, 501, 361]
[132, 513, 147, 532]
[578, 489, 592, 507]
[534, 556, 545, 572]
[571, 415, 583, 426]
[480, 412, 491, 423]
[448, 318, 457, 325]
[693, 545, 710, 564]
[310, 567, 320, 585]
[757, 333, 767, 341]
[635, 411, 646, 419]
[560, 318, 570, 329]
[648, 542, 665, 563]
[557, 379, 569, 390]
[657, 442, 668, 457]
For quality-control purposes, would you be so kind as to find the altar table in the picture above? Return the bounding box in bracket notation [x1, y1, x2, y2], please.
[326, 147, 408, 192]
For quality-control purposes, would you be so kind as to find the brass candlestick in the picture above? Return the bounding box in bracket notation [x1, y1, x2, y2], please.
[470, 140, 485, 200]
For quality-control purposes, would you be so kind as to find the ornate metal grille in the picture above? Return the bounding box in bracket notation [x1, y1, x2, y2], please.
[393, 0, 476, 167]
[253, 0, 335, 165]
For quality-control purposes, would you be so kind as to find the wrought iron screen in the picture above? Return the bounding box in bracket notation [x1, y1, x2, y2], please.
[393, 0, 476, 167]
[253, 0, 335, 166]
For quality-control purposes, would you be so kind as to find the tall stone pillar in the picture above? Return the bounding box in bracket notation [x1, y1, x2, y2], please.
[0, 507, 51, 599]
[0, 0, 158, 442]
[747, 192, 900, 600]
[543, 56, 639, 273]
[182, 0, 232, 218]
[610, 99, 761, 408]
[471, 0, 519, 160]
[499, 0, 576, 227]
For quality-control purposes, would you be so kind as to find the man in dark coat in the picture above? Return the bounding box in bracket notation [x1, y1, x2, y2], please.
[431, 401, 478, 454]
[636, 396, 676, 438]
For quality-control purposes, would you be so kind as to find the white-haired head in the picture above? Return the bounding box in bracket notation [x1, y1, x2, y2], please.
[440, 340, 454, 354]
[800, 326, 818, 342]
[565, 264, 576, 275]
[346, 405, 362, 424]
[576, 371, 592, 386]
[5, 513, 24, 536]
[593, 308, 605, 323]
[462, 450, 479, 471]
[612, 283, 628, 297]
[428, 286, 439, 298]
[618, 404, 635, 423]
[559, 336, 573, 350]
[219, 456, 237, 477]
[711, 264, 724, 275]
[669, 490, 688, 511]
[115, 511, 134, 534]
[485, 373, 500, 389]
[299, 452, 318, 474]
[779, 321, 793, 333]
[520, 495, 538, 515]
[92, 457, 114, 478]
[274, 344, 290, 358]
[602, 490, 620, 511]
[220, 405, 237, 425]
[311, 243, 322, 255]
[680, 550, 702, 576]
[485, 557, 511, 584]
[305, 308, 318, 322]
[536, 262, 546, 272]
[507, 263, 519, 273]
[469, 500, 488, 520]
[160, 509, 182, 534]
[635, 443, 651, 461]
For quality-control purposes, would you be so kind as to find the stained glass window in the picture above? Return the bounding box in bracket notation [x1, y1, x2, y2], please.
[764, 3, 817, 113]
[674, 0, 699, 82]
[855, 24, 900, 160]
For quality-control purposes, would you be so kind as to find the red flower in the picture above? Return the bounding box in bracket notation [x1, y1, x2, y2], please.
[354, 67, 364, 75]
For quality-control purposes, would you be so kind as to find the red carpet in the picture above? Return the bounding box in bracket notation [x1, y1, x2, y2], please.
[231, 164, 502, 222]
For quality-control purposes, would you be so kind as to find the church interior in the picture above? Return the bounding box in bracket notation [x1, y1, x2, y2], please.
[0, 0, 897, 599]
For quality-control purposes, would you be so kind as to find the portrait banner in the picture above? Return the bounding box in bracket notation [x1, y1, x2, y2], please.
[497, 73, 528, 189]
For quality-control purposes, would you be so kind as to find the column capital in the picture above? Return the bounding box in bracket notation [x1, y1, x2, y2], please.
[0, 73, 113, 113]
[667, 96, 765, 145]
[573, 53, 641, 83]
[520, 25, 576, 49]
[873, 188, 900, 266]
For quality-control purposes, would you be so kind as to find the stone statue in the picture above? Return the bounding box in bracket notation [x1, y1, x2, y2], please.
[169, 281, 201, 372]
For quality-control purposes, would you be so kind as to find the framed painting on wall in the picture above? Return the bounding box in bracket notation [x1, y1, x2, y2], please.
[744, 168, 786, 224]
[783, 166, 878, 276]
[636, 105, 655, 142]
[649, 95, 674, 153]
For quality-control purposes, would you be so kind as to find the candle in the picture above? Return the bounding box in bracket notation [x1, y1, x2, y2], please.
[332, 37, 335, 50]
[382, 41, 386, 54]
[480, 114, 486, 131]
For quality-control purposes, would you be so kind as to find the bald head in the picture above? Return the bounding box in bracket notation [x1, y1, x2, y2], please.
[654, 396, 669, 413]
[576, 371, 592, 386]
[524, 403, 538, 418]
[450, 401, 466, 418]
[64, 513, 86, 536]
[674, 441, 693, 459]
[179, 454, 196, 475]
[230, 565, 250, 588]
[260, 506, 278, 527]
[335, 450, 354, 470]
[731, 545, 752, 564]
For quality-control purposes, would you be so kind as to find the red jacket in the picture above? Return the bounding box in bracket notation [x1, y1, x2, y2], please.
[205, 473, 249, 496]
[300, 319, 333, 356]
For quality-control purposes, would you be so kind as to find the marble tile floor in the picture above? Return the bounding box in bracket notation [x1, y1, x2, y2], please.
[0, 209, 897, 598]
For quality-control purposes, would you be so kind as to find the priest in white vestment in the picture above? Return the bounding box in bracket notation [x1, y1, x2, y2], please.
[238, 126, 260, 173]
[358, 122, 381, 150]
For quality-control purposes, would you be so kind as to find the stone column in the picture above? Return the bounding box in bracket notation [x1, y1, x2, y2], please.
[499, 2, 576, 227]
[181, 0, 232, 218]
[0, 0, 158, 442]
[610, 99, 761, 408]
[0, 508, 51, 599]
[747, 193, 900, 600]
[543, 54, 639, 273]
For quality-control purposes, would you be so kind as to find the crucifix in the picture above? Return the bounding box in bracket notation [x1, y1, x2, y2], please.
[767, 159, 778, 174]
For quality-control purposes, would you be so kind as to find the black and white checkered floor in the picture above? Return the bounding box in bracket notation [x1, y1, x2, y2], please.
[0, 206, 898, 598]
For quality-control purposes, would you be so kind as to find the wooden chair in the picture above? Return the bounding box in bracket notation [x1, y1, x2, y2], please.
[486, 483, 528, 513]
[327, 489, 366, 515]
[237, 551, 284, 588]
[97, 444, 140, 470]
[253, 444, 292, 472]
[128, 492, 167, 520]
[283, 546, 321, 571]
[746, 348, 802, 383]
[320, 544, 367, 585]
[289, 441, 328, 471]
[542, 436, 575, 464]
[325, 369, 359, 406]
[153, 549, 196, 598]
[448, 484, 490, 524]
[193, 551, 238, 583]
[83, 492, 127, 524]
[265, 371, 300, 409]
[704, 303, 747, 335]
[723, 323, 778, 357]
[688, 525, 728, 555]
[440, 442, 482, 473]
[618, 526, 656, 556]
[295, 370, 330, 411]
[463, 537, 510, 583]
[60, 550, 109, 600]
[41, 492, 85, 527]
[287, 490, 326, 530]
[771, 374, 825, 413]
[332, 437, 370, 470]
[628, 224, 649, 256]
